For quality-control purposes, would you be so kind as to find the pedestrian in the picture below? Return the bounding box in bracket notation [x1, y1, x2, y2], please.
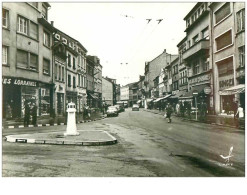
[165, 103, 173, 123]
[176, 103, 180, 116]
[187, 102, 191, 119]
[233, 101, 238, 119]
[180, 102, 184, 117]
[31, 103, 37, 126]
[235, 103, 244, 128]
[24, 101, 31, 127]
[225, 102, 231, 115]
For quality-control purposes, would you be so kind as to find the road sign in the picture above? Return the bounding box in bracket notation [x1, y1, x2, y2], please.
[192, 90, 198, 96]
[204, 87, 211, 94]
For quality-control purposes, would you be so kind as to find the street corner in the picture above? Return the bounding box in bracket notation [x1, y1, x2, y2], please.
[4, 130, 117, 146]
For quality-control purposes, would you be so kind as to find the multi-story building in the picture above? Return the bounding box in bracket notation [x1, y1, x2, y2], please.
[102, 77, 114, 106]
[120, 85, 129, 105]
[144, 49, 178, 98]
[129, 82, 139, 106]
[2, 2, 54, 119]
[87, 55, 102, 108]
[86, 56, 95, 107]
[115, 84, 121, 102]
[182, 2, 213, 110]
[171, 57, 179, 95]
[209, 2, 245, 114]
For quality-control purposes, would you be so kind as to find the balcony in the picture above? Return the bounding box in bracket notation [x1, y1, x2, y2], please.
[183, 39, 209, 61]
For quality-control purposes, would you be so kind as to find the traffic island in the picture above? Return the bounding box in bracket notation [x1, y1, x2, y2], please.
[5, 130, 117, 146]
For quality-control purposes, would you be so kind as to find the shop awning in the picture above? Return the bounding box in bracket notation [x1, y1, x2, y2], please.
[219, 84, 245, 95]
[41, 100, 50, 105]
[88, 93, 98, 99]
[146, 98, 154, 103]
[160, 94, 172, 100]
[179, 84, 209, 99]
[137, 100, 141, 103]
[153, 97, 163, 102]
[169, 91, 186, 99]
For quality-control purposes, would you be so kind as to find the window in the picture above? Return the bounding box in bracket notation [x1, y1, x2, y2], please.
[2, 45, 8, 65]
[237, 9, 245, 32]
[203, 57, 209, 71]
[193, 60, 200, 75]
[68, 74, 71, 87]
[43, 58, 50, 75]
[43, 31, 50, 47]
[187, 19, 190, 27]
[42, 4, 47, 19]
[2, 9, 9, 28]
[30, 53, 38, 70]
[78, 75, 80, 87]
[73, 76, 76, 88]
[217, 57, 233, 77]
[202, 27, 209, 39]
[18, 16, 28, 35]
[192, 34, 199, 44]
[215, 3, 231, 24]
[30, 21, 38, 40]
[215, 30, 232, 51]
[62, 66, 65, 81]
[73, 57, 76, 69]
[17, 49, 28, 68]
[187, 40, 191, 48]
[68, 54, 71, 67]
[58, 65, 61, 80]
[55, 64, 58, 79]
[239, 46, 245, 68]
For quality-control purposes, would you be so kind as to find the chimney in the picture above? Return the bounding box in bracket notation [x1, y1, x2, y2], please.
[163, 49, 166, 53]
[51, 21, 54, 26]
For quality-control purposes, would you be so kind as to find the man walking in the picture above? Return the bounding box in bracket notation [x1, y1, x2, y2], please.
[24, 101, 31, 127]
[165, 103, 173, 123]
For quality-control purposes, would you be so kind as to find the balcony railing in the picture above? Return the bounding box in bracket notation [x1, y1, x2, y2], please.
[183, 39, 209, 60]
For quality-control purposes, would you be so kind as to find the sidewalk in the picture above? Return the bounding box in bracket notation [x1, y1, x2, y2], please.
[2, 111, 105, 129]
[145, 109, 245, 130]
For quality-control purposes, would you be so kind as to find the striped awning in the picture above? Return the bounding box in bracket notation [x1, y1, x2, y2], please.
[219, 84, 245, 95]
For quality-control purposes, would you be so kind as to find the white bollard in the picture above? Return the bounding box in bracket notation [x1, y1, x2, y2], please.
[64, 102, 79, 136]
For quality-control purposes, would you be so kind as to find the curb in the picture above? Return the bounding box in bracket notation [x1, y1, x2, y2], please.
[3, 115, 106, 130]
[144, 109, 243, 130]
[5, 130, 117, 146]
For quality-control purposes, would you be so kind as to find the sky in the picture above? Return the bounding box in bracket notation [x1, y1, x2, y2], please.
[48, 1, 196, 86]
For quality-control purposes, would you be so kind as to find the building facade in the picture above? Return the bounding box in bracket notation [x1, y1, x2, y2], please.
[209, 2, 245, 114]
[102, 77, 114, 106]
[2, 2, 54, 119]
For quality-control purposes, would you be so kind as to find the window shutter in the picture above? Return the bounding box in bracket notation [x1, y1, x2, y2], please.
[30, 53, 38, 70]
[17, 50, 28, 68]
[30, 22, 38, 40]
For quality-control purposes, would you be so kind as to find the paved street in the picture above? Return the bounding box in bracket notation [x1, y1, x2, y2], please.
[2, 108, 245, 177]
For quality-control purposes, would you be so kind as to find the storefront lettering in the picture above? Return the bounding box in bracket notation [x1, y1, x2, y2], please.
[2, 78, 11, 85]
[219, 78, 234, 89]
[14, 79, 37, 87]
[189, 74, 210, 85]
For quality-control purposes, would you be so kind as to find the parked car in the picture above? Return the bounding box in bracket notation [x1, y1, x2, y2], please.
[106, 106, 119, 117]
[132, 104, 139, 111]
[115, 103, 125, 112]
[114, 105, 121, 113]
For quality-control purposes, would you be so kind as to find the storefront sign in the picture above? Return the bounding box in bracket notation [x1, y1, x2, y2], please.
[2, 77, 37, 87]
[219, 75, 234, 90]
[189, 74, 211, 85]
[192, 90, 198, 96]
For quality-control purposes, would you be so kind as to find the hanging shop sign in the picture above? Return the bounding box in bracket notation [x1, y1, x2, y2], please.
[2, 77, 37, 87]
[204, 87, 211, 95]
[192, 90, 198, 96]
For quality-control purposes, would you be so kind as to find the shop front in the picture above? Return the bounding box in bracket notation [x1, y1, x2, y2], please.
[2, 76, 52, 119]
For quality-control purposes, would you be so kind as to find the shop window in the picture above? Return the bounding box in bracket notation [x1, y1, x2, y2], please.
[237, 9, 245, 32]
[30, 53, 38, 70]
[17, 49, 28, 68]
[2, 45, 8, 65]
[58, 65, 61, 80]
[43, 58, 50, 75]
[239, 46, 245, 68]
[40, 88, 50, 116]
[43, 31, 50, 47]
[18, 15, 28, 35]
[215, 30, 232, 51]
[73, 57, 76, 69]
[217, 57, 233, 77]
[215, 2, 231, 24]
[2, 8, 9, 28]
[187, 40, 191, 48]
[193, 60, 200, 75]
[30, 21, 38, 40]
[203, 57, 209, 72]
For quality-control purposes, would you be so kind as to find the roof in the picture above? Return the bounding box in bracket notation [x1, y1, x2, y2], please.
[184, 2, 202, 20]
[177, 36, 187, 47]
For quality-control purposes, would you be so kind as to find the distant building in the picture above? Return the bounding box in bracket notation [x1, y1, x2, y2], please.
[102, 77, 114, 106]
[120, 85, 129, 104]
